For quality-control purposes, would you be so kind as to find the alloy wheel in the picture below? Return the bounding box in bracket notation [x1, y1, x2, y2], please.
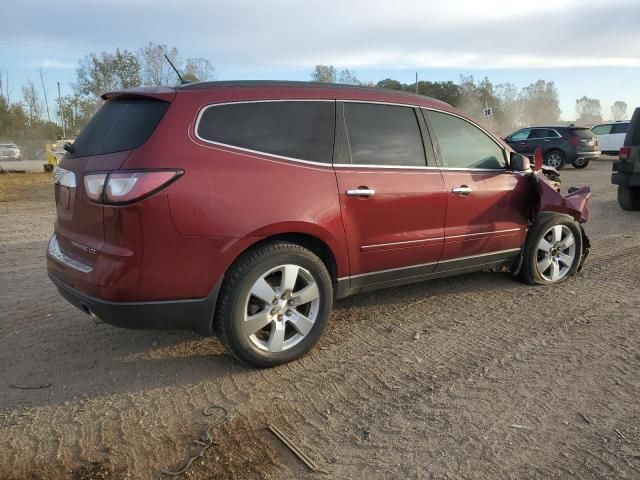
[536, 225, 577, 282]
[545, 153, 563, 169]
[242, 264, 320, 352]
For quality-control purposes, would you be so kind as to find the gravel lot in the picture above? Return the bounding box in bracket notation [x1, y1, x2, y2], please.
[1, 158, 639, 479]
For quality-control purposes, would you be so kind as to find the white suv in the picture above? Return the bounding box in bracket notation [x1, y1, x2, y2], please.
[0, 143, 21, 160]
[591, 121, 630, 155]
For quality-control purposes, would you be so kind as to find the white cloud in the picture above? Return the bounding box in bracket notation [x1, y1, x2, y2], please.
[29, 59, 75, 69]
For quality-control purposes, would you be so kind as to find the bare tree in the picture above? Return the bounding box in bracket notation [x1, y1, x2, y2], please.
[183, 58, 216, 82]
[611, 101, 628, 121]
[519, 80, 561, 126]
[311, 65, 336, 83]
[138, 42, 179, 86]
[21, 81, 42, 126]
[39, 69, 51, 122]
[338, 69, 361, 85]
[575, 96, 603, 125]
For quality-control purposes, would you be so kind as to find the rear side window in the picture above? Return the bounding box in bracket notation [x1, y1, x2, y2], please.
[612, 123, 630, 134]
[428, 111, 505, 169]
[572, 128, 596, 139]
[342, 103, 425, 167]
[591, 124, 612, 135]
[529, 129, 558, 139]
[197, 101, 335, 164]
[71, 100, 169, 157]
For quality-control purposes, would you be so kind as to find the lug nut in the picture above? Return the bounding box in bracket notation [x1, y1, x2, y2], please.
[272, 298, 278, 305]
[286, 310, 292, 316]
[270, 308, 277, 315]
[278, 314, 284, 321]
[288, 299, 294, 305]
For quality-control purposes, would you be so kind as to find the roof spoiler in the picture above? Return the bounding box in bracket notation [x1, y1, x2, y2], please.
[101, 87, 176, 103]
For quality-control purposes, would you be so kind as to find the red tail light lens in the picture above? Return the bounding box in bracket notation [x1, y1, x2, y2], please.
[569, 135, 580, 147]
[84, 170, 183, 205]
[619, 146, 631, 161]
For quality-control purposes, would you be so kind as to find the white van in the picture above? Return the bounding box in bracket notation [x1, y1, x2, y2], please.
[591, 121, 630, 155]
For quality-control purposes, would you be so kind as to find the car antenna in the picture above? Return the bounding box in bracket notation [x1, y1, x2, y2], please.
[164, 54, 187, 85]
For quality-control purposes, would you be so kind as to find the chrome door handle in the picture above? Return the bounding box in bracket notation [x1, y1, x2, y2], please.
[452, 186, 473, 195]
[346, 188, 375, 197]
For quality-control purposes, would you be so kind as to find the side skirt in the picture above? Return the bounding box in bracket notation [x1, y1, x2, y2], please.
[336, 249, 520, 299]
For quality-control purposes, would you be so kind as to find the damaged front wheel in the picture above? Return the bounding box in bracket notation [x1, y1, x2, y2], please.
[520, 213, 583, 285]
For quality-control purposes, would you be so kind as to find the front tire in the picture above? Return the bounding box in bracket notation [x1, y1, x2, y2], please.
[520, 213, 583, 285]
[216, 242, 333, 368]
[618, 185, 640, 210]
[544, 150, 566, 170]
[572, 158, 590, 169]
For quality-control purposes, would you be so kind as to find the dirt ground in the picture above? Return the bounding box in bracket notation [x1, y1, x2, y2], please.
[1, 158, 639, 479]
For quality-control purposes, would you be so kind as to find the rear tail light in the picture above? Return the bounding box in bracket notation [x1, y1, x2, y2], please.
[569, 135, 580, 147]
[619, 146, 631, 161]
[83, 170, 183, 205]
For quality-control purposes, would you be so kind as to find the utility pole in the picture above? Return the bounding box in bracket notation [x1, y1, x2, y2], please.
[5, 71, 9, 104]
[39, 69, 51, 123]
[57, 82, 66, 139]
[415, 72, 418, 94]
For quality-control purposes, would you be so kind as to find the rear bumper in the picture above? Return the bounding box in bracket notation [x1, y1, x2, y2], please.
[576, 151, 601, 160]
[49, 273, 220, 336]
[611, 161, 640, 186]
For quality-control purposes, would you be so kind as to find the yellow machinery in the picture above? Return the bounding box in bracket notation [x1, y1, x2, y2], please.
[45, 138, 74, 172]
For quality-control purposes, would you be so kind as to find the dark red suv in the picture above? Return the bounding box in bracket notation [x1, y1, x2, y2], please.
[48, 81, 590, 367]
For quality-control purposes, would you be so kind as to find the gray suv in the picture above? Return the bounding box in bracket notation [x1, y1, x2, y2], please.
[612, 107, 640, 210]
[505, 126, 600, 170]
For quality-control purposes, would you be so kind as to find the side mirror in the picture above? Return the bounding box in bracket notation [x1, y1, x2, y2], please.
[510, 152, 531, 172]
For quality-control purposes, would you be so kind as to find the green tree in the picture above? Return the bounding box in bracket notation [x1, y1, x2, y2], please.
[75, 49, 142, 100]
[183, 58, 216, 83]
[338, 69, 360, 85]
[376, 78, 404, 90]
[575, 96, 603, 125]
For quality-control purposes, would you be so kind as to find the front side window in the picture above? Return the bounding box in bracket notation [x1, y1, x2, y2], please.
[508, 129, 530, 142]
[197, 101, 335, 164]
[612, 123, 630, 134]
[591, 124, 612, 135]
[342, 103, 426, 167]
[428, 111, 506, 169]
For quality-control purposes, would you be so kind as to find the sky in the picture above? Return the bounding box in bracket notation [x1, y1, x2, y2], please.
[1, 0, 639, 121]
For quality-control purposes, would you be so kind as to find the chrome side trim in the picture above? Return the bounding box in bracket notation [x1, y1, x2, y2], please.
[48, 235, 93, 273]
[333, 163, 439, 170]
[447, 228, 521, 240]
[193, 99, 336, 167]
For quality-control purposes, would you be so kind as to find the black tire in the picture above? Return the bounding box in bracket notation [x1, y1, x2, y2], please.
[617, 185, 640, 211]
[572, 159, 590, 169]
[544, 150, 566, 170]
[520, 213, 583, 285]
[216, 241, 333, 368]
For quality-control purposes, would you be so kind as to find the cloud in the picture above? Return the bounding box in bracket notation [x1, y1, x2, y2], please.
[2, 0, 639, 70]
[28, 59, 75, 69]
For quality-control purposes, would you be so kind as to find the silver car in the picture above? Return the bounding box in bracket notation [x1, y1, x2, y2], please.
[0, 143, 21, 160]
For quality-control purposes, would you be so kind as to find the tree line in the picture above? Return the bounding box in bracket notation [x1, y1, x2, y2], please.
[311, 65, 628, 136]
[0, 53, 630, 155]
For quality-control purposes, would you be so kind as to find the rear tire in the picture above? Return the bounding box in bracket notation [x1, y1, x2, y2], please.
[544, 150, 566, 170]
[520, 213, 583, 285]
[617, 185, 640, 211]
[216, 241, 333, 368]
[572, 159, 590, 169]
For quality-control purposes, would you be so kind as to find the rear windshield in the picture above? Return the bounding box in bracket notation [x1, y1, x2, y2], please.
[70, 100, 169, 157]
[571, 128, 595, 139]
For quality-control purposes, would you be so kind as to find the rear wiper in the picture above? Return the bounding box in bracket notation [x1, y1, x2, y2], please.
[63, 142, 74, 154]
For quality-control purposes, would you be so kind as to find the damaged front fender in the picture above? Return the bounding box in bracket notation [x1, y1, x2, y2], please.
[531, 147, 591, 224]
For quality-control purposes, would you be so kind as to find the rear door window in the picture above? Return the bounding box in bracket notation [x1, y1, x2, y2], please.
[197, 101, 335, 164]
[612, 123, 630, 134]
[591, 124, 612, 135]
[428, 110, 506, 169]
[528, 129, 557, 139]
[71, 100, 169, 157]
[342, 103, 426, 167]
